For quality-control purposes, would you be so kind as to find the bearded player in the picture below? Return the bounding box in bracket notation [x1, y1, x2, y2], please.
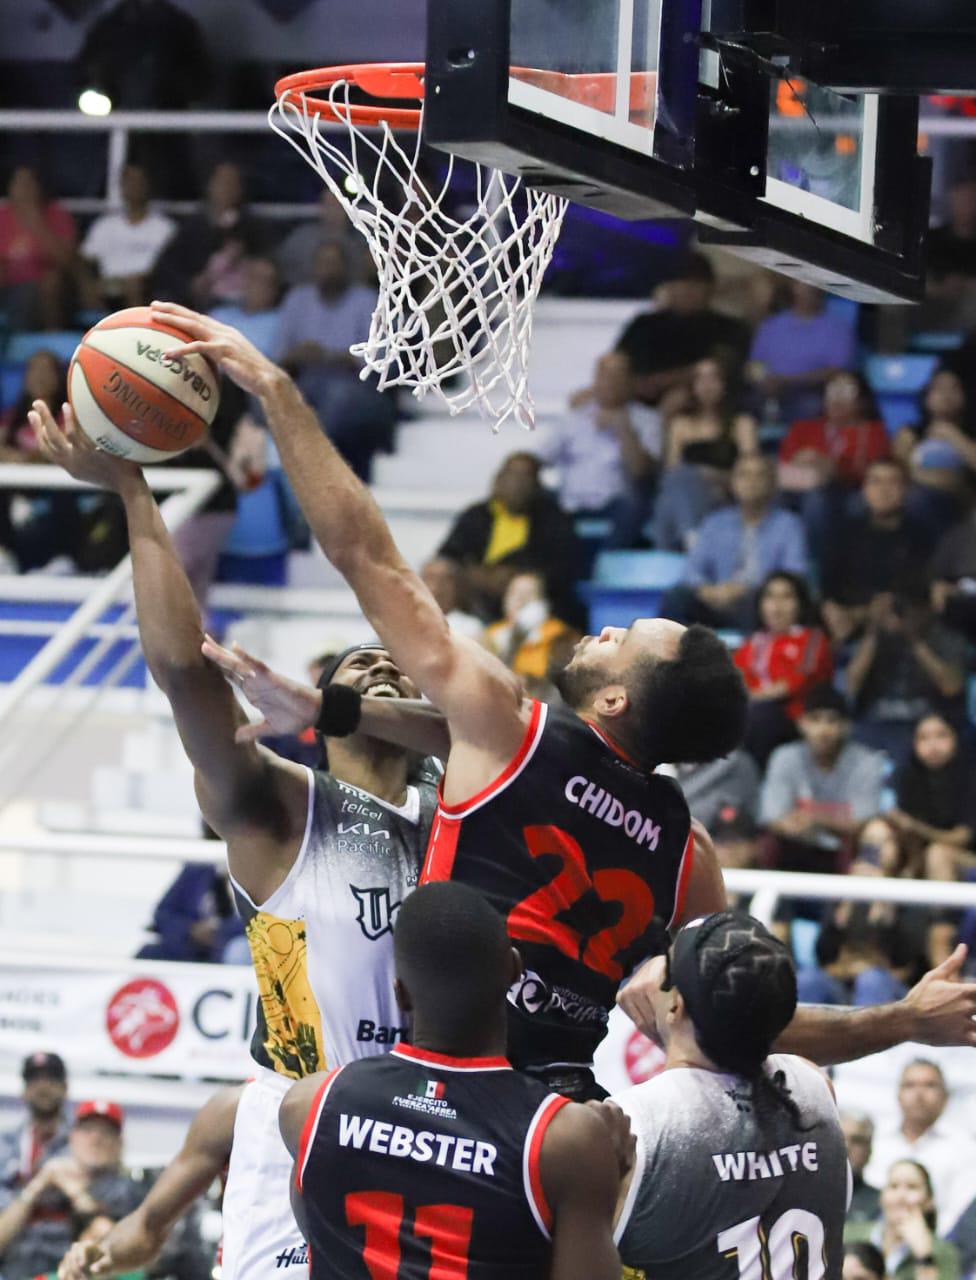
[32, 403, 444, 1279]
[154, 308, 976, 1093]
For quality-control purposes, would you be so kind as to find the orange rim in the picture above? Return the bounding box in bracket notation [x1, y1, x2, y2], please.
[274, 63, 659, 130]
[274, 62, 425, 129]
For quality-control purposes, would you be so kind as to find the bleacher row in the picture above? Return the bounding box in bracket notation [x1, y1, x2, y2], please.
[0, 301, 969, 669]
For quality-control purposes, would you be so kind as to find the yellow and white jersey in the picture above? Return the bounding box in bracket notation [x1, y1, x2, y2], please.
[231, 765, 439, 1080]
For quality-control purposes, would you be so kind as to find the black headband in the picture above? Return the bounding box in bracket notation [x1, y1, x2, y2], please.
[315, 641, 385, 691]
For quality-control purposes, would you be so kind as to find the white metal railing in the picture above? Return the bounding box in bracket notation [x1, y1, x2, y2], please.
[0, 105, 972, 212]
[1, 829, 975, 957]
[0, 465, 220, 813]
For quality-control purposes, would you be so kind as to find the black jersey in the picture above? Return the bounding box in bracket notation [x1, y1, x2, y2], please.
[420, 701, 693, 1070]
[297, 1043, 570, 1280]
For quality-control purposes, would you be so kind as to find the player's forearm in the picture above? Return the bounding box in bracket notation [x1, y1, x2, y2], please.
[258, 375, 399, 576]
[118, 472, 210, 690]
[359, 697, 451, 760]
[99, 1213, 166, 1271]
[775, 1000, 917, 1066]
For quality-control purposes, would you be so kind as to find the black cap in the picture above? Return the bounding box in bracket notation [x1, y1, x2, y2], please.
[801, 683, 849, 717]
[22, 1051, 67, 1082]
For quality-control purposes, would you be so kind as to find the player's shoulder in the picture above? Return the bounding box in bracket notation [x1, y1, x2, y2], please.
[765, 1053, 837, 1106]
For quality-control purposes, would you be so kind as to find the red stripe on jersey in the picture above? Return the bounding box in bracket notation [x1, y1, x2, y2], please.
[296, 1067, 342, 1192]
[585, 719, 642, 769]
[392, 1043, 512, 1072]
[523, 1093, 572, 1238]
[436, 700, 545, 818]
[419, 808, 462, 884]
[667, 829, 695, 929]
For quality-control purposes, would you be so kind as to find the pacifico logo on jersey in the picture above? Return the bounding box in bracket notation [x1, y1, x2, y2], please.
[105, 978, 180, 1058]
[564, 776, 662, 850]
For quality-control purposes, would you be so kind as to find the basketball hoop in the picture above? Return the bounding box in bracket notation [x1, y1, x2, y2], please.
[269, 62, 568, 428]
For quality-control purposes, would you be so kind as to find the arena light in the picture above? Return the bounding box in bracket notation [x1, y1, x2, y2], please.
[78, 88, 113, 117]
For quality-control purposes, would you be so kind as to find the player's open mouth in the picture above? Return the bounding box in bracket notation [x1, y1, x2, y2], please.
[363, 681, 402, 698]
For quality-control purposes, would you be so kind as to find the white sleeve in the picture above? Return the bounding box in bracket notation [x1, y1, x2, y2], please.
[81, 216, 108, 264]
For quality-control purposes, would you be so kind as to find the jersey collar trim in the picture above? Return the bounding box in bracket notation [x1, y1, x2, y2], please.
[585, 718, 643, 770]
[392, 1044, 512, 1072]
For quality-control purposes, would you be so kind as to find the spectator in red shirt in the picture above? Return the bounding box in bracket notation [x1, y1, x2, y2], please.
[778, 370, 890, 550]
[0, 167, 77, 329]
[735, 571, 833, 767]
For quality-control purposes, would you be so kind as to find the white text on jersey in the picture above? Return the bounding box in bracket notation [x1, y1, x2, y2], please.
[712, 1142, 819, 1181]
[564, 776, 661, 849]
[338, 1113, 497, 1175]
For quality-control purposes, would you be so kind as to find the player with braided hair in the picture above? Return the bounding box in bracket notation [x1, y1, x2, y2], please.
[606, 912, 849, 1280]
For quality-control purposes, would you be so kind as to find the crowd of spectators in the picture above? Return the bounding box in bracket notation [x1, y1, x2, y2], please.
[5, 157, 976, 995]
[0, 1052, 209, 1279]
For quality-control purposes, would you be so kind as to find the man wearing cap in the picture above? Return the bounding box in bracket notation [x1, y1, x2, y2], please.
[608, 912, 849, 1280]
[0, 1100, 143, 1280]
[0, 1054, 70, 1194]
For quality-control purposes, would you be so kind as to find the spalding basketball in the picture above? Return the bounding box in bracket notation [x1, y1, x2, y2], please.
[68, 306, 220, 464]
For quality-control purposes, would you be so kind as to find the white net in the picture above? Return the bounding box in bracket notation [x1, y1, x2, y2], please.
[269, 78, 568, 428]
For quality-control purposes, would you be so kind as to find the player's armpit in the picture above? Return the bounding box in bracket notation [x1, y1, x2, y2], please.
[279, 1073, 330, 1158]
[542, 1103, 621, 1280]
[673, 821, 729, 926]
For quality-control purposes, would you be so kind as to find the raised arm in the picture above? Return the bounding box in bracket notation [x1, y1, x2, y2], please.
[541, 1103, 621, 1280]
[152, 303, 527, 771]
[57, 1086, 242, 1279]
[201, 636, 452, 760]
[32, 402, 307, 904]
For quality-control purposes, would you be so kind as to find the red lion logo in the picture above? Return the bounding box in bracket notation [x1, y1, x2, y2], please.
[106, 978, 180, 1058]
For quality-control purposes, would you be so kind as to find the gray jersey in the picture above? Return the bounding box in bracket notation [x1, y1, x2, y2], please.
[231, 765, 439, 1079]
[615, 1055, 850, 1280]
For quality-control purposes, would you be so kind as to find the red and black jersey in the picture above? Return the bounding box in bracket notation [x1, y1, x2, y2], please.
[420, 700, 693, 1070]
[296, 1043, 569, 1280]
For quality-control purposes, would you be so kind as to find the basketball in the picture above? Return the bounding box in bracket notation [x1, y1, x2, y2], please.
[68, 306, 220, 464]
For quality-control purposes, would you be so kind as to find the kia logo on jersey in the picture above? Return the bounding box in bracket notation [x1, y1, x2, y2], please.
[105, 978, 180, 1058]
[350, 885, 401, 940]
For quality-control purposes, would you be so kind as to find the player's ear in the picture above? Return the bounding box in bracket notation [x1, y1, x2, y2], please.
[593, 684, 629, 720]
[668, 987, 685, 1025]
[394, 978, 412, 1014]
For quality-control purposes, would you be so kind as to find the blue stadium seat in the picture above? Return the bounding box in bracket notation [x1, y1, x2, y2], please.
[5, 330, 84, 365]
[591, 550, 687, 589]
[864, 353, 939, 434]
[909, 331, 964, 354]
[0, 361, 26, 411]
[581, 550, 687, 632]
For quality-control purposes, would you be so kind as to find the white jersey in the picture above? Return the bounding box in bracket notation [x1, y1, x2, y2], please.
[615, 1055, 850, 1280]
[231, 765, 438, 1079]
[221, 1076, 307, 1278]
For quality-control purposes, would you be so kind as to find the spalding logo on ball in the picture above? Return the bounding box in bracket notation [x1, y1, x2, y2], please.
[69, 306, 220, 464]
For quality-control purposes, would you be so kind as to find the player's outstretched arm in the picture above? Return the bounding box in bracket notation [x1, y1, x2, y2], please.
[776, 944, 976, 1064]
[32, 402, 307, 904]
[152, 302, 526, 765]
[542, 1103, 621, 1280]
[202, 635, 452, 760]
[57, 1085, 241, 1279]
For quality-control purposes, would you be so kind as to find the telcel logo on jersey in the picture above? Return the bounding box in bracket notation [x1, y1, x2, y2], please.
[564, 776, 661, 849]
[393, 1077, 457, 1120]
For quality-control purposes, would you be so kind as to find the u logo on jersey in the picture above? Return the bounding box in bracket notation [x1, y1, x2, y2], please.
[351, 885, 401, 941]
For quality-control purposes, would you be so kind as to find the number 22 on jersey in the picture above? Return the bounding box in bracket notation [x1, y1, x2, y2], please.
[507, 825, 655, 982]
